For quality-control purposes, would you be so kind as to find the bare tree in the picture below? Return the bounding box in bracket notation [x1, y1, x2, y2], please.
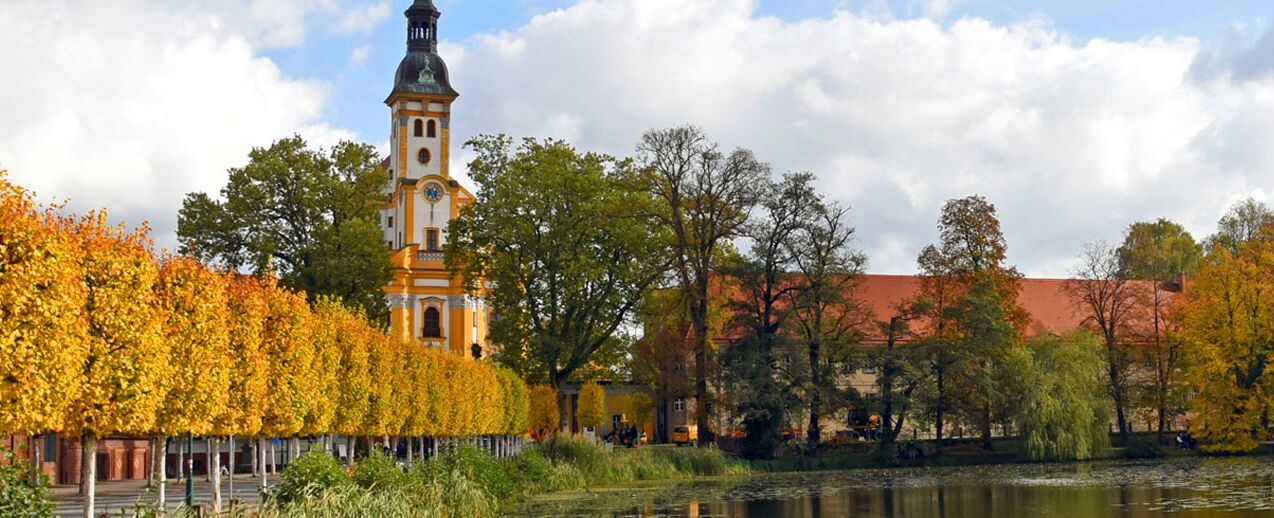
[1065, 241, 1144, 444]
[638, 126, 767, 443]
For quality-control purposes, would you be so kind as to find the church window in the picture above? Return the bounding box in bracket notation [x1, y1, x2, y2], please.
[673, 398, 686, 412]
[413, 119, 423, 137]
[417, 148, 431, 165]
[423, 307, 442, 338]
[426, 119, 437, 138]
[426, 228, 440, 251]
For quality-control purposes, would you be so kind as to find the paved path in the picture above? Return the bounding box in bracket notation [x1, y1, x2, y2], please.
[51, 475, 268, 517]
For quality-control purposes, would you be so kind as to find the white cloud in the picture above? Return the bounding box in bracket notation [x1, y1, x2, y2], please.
[0, 0, 344, 251]
[350, 44, 373, 66]
[446, 0, 1274, 276]
[334, 1, 391, 35]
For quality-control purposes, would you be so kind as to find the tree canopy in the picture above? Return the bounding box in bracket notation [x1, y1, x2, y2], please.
[177, 136, 390, 319]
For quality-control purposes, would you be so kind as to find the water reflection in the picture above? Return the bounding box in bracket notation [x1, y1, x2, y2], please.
[516, 457, 1274, 517]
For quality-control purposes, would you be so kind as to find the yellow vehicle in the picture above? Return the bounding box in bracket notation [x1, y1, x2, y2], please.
[672, 425, 698, 446]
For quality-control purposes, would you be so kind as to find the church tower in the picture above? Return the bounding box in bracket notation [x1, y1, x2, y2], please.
[381, 0, 489, 357]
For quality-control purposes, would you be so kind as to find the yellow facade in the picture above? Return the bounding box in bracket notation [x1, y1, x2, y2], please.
[381, 1, 490, 358]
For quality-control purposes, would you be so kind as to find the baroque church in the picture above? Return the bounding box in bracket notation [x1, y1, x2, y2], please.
[380, 0, 491, 357]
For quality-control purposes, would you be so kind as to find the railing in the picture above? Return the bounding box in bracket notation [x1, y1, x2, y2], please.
[415, 250, 444, 262]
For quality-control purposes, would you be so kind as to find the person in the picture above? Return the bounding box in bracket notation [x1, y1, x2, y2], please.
[604, 427, 618, 445]
[1176, 431, 1187, 450]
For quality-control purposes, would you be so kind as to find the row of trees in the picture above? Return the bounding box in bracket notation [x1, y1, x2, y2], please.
[0, 172, 529, 516]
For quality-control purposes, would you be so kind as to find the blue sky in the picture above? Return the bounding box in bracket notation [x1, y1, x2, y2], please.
[267, 0, 1272, 148]
[2, 0, 1272, 275]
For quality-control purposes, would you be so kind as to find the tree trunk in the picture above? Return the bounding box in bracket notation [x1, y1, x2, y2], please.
[934, 368, 945, 457]
[692, 288, 713, 446]
[807, 338, 822, 450]
[346, 436, 355, 465]
[406, 437, 414, 462]
[258, 437, 268, 493]
[156, 435, 167, 509]
[880, 317, 899, 454]
[981, 402, 992, 450]
[228, 435, 235, 507]
[210, 436, 222, 514]
[269, 439, 276, 474]
[81, 432, 96, 518]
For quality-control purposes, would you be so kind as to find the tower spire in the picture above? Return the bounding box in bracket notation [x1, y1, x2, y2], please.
[405, 0, 441, 52]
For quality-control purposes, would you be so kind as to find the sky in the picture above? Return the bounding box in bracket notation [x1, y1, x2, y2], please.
[1, 0, 1272, 276]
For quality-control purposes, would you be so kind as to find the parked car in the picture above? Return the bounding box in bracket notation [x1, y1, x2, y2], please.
[672, 425, 698, 446]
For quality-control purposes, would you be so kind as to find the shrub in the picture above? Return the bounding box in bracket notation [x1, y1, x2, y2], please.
[272, 449, 350, 503]
[0, 452, 51, 518]
[1125, 437, 1165, 459]
[353, 451, 405, 490]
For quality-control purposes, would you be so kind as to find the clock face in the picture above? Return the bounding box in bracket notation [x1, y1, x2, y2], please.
[424, 183, 443, 203]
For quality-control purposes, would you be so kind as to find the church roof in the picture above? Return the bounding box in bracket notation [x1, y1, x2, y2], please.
[390, 0, 458, 99]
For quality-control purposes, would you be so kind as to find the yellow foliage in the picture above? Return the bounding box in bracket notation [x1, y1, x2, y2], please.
[0, 174, 87, 434]
[153, 256, 232, 436]
[330, 303, 373, 437]
[302, 298, 344, 435]
[69, 212, 168, 436]
[216, 274, 271, 436]
[528, 385, 560, 435]
[1178, 244, 1274, 452]
[576, 383, 606, 430]
[260, 280, 314, 437]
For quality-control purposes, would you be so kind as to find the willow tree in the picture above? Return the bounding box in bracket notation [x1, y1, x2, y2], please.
[448, 136, 666, 428]
[153, 256, 231, 510]
[1018, 331, 1109, 461]
[69, 213, 168, 517]
[0, 174, 87, 439]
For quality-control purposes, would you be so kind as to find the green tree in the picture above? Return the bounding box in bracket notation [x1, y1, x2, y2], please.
[177, 136, 390, 318]
[637, 126, 767, 443]
[721, 173, 816, 457]
[1206, 198, 1273, 255]
[1018, 331, 1110, 461]
[1116, 218, 1202, 438]
[448, 136, 666, 427]
[788, 195, 866, 448]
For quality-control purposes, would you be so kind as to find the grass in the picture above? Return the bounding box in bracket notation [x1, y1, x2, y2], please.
[258, 436, 748, 517]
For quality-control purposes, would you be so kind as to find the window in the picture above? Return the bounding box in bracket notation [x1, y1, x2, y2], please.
[386, 240, 393, 249]
[423, 307, 442, 338]
[426, 119, 437, 138]
[42, 434, 56, 463]
[417, 148, 431, 165]
[388, 169, 394, 182]
[673, 398, 685, 412]
[413, 119, 423, 137]
[426, 228, 440, 251]
[387, 216, 393, 228]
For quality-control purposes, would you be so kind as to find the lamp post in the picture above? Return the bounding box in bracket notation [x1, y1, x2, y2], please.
[185, 433, 194, 507]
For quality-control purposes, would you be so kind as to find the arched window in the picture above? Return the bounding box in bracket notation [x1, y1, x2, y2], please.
[413, 119, 423, 137]
[423, 307, 442, 338]
[426, 119, 437, 138]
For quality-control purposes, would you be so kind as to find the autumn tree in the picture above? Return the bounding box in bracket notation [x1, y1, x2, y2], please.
[329, 304, 373, 462]
[153, 256, 232, 510]
[869, 301, 930, 455]
[177, 136, 390, 318]
[528, 386, 560, 437]
[1065, 241, 1144, 444]
[68, 213, 169, 517]
[259, 281, 314, 455]
[576, 383, 607, 435]
[1117, 218, 1202, 438]
[0, 174, 87, 438]
[217, 275, 271, 494]
[1018, 331, 1110, 460]
[638, 126, 766, 442]
[913, 195, 1026, 452]
[1176, 244, 1274, 452]
[448, 136, 665, 427]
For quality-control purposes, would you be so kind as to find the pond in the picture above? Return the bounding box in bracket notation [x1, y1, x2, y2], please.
[514, 456, 1274, 517]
